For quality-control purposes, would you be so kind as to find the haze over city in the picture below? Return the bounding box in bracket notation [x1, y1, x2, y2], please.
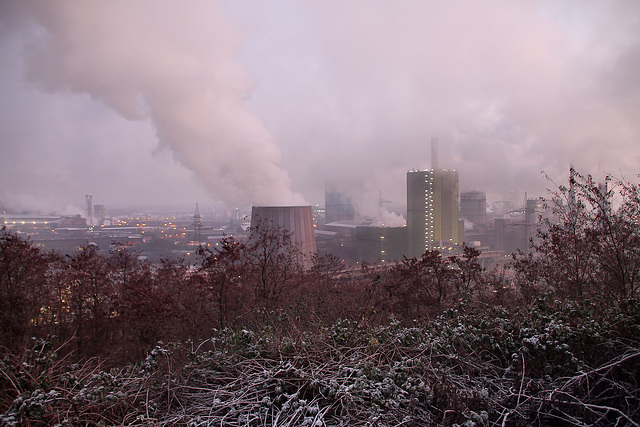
[1, 0, 639, 216]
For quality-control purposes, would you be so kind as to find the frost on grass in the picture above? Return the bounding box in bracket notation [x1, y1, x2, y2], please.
[2, 299, 640, 426]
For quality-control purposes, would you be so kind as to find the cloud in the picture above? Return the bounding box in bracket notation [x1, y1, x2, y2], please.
[231, 0, 640, 206]
[1, 0, 639, 215]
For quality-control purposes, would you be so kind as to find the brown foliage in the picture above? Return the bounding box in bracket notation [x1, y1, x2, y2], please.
[384, 246, 486, 321]
[512, 170, 640, 305]
[0, 227, 59, 351]
[0, 223, 491, 366]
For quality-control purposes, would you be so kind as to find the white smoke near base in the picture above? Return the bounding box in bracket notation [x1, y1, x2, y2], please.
[7, 0, 304, 208]
[355, 187, 406, 227]
[370, 208, 406, 228]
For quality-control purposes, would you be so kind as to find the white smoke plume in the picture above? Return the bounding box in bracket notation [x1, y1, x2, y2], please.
[370, 209, 406, 228]
[234, 0, 640, 206]
[2, 1, 639, 214]
[4, 0, 304, 208]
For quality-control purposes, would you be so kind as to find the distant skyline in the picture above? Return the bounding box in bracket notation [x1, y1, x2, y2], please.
[1, 1, 639, 217]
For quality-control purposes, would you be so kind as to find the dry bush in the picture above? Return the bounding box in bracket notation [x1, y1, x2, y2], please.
[4, 299, 638, 426]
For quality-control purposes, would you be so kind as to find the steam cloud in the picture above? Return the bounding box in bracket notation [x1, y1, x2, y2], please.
[1, 1, 639, 214]
[237, 0, 640, 207]
[4, 0, 303, 208]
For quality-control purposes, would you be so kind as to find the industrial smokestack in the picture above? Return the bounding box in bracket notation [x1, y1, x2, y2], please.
[431, 137, 439, 170]
[251, 205, 317, 268]
[85, 194, 93, 226]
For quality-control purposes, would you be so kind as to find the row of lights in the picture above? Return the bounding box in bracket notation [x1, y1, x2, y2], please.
[3, 220, 50, 225]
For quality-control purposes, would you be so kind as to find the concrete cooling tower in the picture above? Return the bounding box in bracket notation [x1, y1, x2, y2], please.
[251, 205, 317, 268]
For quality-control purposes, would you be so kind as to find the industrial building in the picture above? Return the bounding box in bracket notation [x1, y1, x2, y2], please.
[325, 188, 356, 223]
[356, 225, 407, 264]
[460, 191, 487, 229]
[407, 168, 464, 258]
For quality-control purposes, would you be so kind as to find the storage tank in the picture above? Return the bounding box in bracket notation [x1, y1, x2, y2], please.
[251, 205, 317, 268]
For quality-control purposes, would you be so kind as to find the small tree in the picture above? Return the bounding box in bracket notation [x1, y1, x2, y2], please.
[450, 244, 484, 297]
[388, 249, 458, 319]
[108, 246, 162, 360]
[295, 253, 345, 327]
[64, 244, 114, 357]
[0, 228, 57, 350]
[244, 219, 304, 311]
[513, 172, 599, 301]
[196, 237, 245, 329]
[155, 257, 211, 341]
[587, 174, 640, 300]
[513, 169, 640, 305]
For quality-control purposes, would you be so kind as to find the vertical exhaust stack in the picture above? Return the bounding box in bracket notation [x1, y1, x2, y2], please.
[85, 194, 93, 227]
[431, 137, 439, 170]
[251, 206, 317, 269]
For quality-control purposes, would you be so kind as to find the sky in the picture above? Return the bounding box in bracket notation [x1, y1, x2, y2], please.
[1, 1, 639, 219]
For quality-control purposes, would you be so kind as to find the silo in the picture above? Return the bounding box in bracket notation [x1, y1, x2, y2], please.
[251, 206, 317, 268]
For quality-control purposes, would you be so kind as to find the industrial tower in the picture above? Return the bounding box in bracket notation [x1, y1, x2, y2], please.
[192, 203, 202, 244]
[406, 139, 464, 257]
[85, 194, 93, 227]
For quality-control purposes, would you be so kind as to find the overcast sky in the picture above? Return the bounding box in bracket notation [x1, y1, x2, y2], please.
[1, 1, 639, 218]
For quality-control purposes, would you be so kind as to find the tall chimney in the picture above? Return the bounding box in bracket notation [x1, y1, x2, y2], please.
[85, 194, 93, 226]
[431, 137, 439, 170]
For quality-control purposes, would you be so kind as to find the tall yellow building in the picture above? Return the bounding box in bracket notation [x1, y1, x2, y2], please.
[407, 169, 464, 257]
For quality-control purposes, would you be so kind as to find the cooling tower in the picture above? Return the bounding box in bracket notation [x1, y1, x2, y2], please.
[251, 205, 317, 268]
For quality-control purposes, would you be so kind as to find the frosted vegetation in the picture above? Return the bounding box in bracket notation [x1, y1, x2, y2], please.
[1, 170, 640, 426]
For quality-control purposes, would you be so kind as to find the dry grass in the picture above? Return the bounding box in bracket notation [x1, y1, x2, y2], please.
[2, 302, 640, 426]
